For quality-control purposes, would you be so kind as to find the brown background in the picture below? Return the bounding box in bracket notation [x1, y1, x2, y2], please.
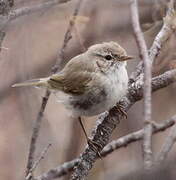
[0, 0, 176, 179]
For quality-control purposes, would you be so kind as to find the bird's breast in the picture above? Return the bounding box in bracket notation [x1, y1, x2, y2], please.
[61, 66, 128, 117]
[104, 66, 128, 109]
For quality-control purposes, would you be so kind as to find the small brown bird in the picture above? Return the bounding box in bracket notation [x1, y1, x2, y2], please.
[12, 42, 133, 152]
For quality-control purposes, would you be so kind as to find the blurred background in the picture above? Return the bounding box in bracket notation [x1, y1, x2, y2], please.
[0, 0, 176, 179]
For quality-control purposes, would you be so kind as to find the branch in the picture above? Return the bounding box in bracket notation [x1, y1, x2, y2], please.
[0, 0, 72, 56]
[128, 69, 176, 104]
[25, 0, 84, 178]
[70, 1, 176, 177]
[0, 0, 71, 29]
[35, 159, 79, 180]
[0, 0, 14, 52]
[26, 143, 52, 180]
[0, 0, 13, 16]
[156, 116, 176, 164]
[129, 0, 176, 83]
[0, 30, 5, 52]
[70, 66, 176, 179]
[35, 110, 176, 180]
[26, 90, 50, 178]
[51, 0, 83, 73]
[130, 0, 153, 169]
[101, 116, 176, 157]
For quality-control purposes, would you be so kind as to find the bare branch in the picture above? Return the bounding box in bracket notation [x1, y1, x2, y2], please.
[35, 113, 176, 180]
[0, 0, 72, 54]
[73, 24, 87, 52]
[26, 90, 51, 178]
[0, 0, 71, 29]
[25, 0, 84, 178]
[0, 0, 13, 16]
[0, 0, 14, 52]
[129, 0, 176, 83]
[156, 116, 176, 164]
[0, 30, 5, 52]
[26, 143, 52, 180]
[35, 159, 79, 180]
[101, 116, 176, 158]
[130, 0, 153, 169]
[128, 69, 176, 104]
[70, 66, 176, 179]
[52, 0, 84, 73]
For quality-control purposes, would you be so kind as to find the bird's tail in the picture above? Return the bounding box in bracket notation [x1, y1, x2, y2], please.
[12, 78, 49, 88]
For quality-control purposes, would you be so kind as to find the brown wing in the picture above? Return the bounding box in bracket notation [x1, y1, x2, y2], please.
[48, 55, 95, 95]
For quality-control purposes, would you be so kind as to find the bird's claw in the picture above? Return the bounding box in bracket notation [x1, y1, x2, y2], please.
[87, 138, 102, 158]
[115, 103, 127, 119]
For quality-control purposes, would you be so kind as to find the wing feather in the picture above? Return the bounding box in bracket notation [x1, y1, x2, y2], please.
[48, 55, 95, 95]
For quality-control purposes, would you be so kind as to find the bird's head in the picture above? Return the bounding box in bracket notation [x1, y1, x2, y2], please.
[87, 41, 133, 67]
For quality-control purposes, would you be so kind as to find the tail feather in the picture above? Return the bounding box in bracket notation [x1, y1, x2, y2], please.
[12, 78, 49, 88]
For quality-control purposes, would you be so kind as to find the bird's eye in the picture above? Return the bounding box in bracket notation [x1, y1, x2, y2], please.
[105, 55, 113, 60]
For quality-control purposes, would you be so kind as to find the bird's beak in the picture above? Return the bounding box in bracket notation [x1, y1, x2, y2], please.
[120, 55, 134, 61]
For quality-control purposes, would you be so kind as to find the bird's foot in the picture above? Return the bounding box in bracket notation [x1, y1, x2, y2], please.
[115, 103, 127, 119]
[87, 138, 102, 158]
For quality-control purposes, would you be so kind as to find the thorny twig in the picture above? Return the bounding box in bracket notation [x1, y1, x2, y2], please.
[130, 0, 153, 170]
[25, 0, 84, 178]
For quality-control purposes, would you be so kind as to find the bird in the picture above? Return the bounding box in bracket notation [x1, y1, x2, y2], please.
[12, 41, 133, 153]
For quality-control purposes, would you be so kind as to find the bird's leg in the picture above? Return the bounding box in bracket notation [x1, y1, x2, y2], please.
[78, 117, 102, 157]
[115, 103, 127, 119]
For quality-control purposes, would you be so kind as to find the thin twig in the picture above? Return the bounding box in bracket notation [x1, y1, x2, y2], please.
[101, 116, 175, 158]
[26, 143, 52, 180]
[35, 159, 79, 180]
[129, 0, 176, 83]
[0, 0, 72, 57]
[31, 144, 52, 175]
[52, 0, 84, 73]
[35, 114, 176, 180]
[73, 24, 87, 52]
[156, 116, 176, 164]
[0, 31, 5, 52]
[0, 0, 14, 52]
[26, 90, 51, 178]
[130, 0, 153, 169]
[25, 0, 84, 178]
[0, 0, 71, 29]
